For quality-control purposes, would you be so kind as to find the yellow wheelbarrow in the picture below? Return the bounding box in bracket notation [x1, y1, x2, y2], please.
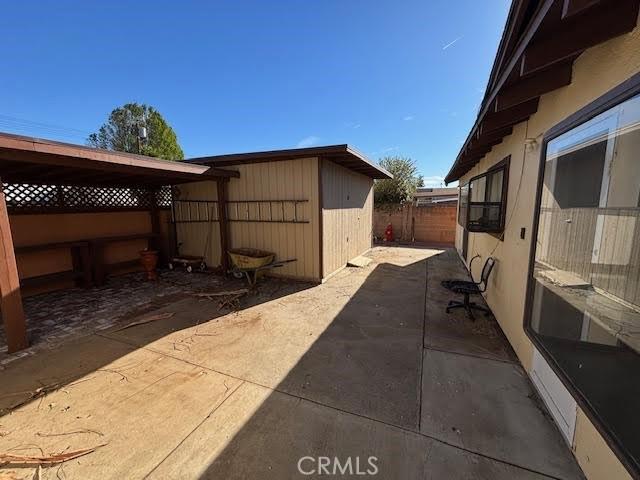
[228, 248, 296, 286]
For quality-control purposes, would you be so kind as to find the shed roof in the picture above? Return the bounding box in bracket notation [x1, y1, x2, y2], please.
[0, 132, 238, 187]
[187, 144, 393, 180]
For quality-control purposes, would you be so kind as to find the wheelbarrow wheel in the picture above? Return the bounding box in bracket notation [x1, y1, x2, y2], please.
[186, 265, 193, 273]
[232, 268, 244, 279]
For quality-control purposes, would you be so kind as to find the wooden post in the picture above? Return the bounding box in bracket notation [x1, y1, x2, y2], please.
[148, 188, 161, 257]
[0, 182, 28, 353]
[217, 179, 230, 273]
[318, 157, 324, 280]
[169, 187, 178, 259]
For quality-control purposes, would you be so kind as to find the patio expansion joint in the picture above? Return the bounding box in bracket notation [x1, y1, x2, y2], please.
[422, 343, 520, 366]
[418, 257, 428, 432]
[142, 379, 246, 480]
[97, 332, 565, 480]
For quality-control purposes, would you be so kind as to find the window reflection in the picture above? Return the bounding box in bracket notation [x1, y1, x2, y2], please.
[530, 93, 640, 469]
[466, 160, 509, 233]
[533, 94, 640, 348]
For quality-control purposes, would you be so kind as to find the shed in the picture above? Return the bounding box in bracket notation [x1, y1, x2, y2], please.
[178, 145, 391, 282]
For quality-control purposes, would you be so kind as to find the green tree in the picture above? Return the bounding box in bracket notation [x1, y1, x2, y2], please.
[374, 156, 422, 204]
[88, 103, 184, 160]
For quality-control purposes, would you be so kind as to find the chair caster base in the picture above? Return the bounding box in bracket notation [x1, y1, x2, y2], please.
[445, 298, 492, 321]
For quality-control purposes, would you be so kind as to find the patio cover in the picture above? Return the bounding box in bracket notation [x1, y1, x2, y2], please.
[0, 132, 238, 353]
[0, 132, 238, 186]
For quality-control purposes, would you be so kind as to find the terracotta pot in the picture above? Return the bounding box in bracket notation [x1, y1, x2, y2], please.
[139, 250, 159, 281]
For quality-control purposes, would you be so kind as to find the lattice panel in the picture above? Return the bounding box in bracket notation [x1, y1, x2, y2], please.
[5, 184, 59, 209]
[3, 183, 172, 213]
[156, 186, 172, 208]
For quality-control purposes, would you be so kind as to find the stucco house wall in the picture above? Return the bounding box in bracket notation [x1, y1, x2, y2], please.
[455, 25, 640, 480]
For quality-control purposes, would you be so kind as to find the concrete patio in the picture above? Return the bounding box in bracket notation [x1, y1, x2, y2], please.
[0, 247, 583, 479]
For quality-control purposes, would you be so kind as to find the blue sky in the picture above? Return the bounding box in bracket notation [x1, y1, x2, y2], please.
[0, 0, 509, 187]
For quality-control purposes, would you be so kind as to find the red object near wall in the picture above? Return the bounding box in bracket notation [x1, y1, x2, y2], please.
[384, 223, 394, 242]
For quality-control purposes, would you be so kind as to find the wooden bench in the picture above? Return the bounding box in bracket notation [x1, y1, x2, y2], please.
[89, 233, 159, 286]
[15, 240, 92, 289]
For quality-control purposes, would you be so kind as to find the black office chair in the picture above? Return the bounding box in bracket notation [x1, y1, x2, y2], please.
[441, 254, 481, 291]
[444, 256, 495, 321]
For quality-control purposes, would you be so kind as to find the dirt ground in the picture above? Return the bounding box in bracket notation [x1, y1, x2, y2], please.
[0, 247, 583, 479]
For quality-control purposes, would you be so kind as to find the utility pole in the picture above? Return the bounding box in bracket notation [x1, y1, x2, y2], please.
[137, 124, 147, 155]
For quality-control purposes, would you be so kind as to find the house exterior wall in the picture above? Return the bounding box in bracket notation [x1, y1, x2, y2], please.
[177, 157, 321, 281]
[321, 159, 374, 278]
[454, 26, 640, 479]
[10, 210, 170, 295]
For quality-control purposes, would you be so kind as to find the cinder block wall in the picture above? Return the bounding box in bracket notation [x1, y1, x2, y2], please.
[373, 204, 457, 245]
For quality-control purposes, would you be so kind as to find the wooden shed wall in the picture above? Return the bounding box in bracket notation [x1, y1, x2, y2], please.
[177, 157, 321, 280]
[321, 159, 374, 278]
[173, 181, 221, 269]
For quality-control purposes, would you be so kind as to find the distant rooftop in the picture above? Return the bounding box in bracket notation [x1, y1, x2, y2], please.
[414, 187, 458, 198]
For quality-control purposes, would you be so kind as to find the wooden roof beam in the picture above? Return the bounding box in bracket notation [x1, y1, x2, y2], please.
[479, 98, 539, 135]
[469, 127, 513, 149]
[487, 0, 531, 91]
[522, 0, 640, 75]
[0, 149, 238, 182]
[5, 163, 45, 176]
[2, 164, 136, 187]
[495, 62, 573, 111]
[466, 137, 504, 157]
[465, 147, 491, 158]
[562, 0, 601, 19]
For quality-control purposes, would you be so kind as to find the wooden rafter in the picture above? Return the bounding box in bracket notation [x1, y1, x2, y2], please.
[562, 0, 601, 19]
[522, 0, 640, 75]
[445, 0, 640, 183]
[495, 62, 573, 110]
[468, 127, 513, 150]
[479, 98, 539, 135]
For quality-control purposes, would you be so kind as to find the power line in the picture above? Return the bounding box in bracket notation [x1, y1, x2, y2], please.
[0, 114, 91, 134]
[0, 123, 88, 141]
[0, 114, 93, 142]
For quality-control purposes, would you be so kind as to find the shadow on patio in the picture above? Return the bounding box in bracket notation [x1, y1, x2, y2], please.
[0, 247, 583, 479]
[167, 248, 582, 480]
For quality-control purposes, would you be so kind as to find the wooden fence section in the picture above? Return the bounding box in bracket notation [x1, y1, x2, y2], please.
[537, 206, 640, 307]
[373, 203, 457, 246]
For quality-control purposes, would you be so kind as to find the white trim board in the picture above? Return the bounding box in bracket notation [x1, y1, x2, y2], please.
[531, 348, 578, 446]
